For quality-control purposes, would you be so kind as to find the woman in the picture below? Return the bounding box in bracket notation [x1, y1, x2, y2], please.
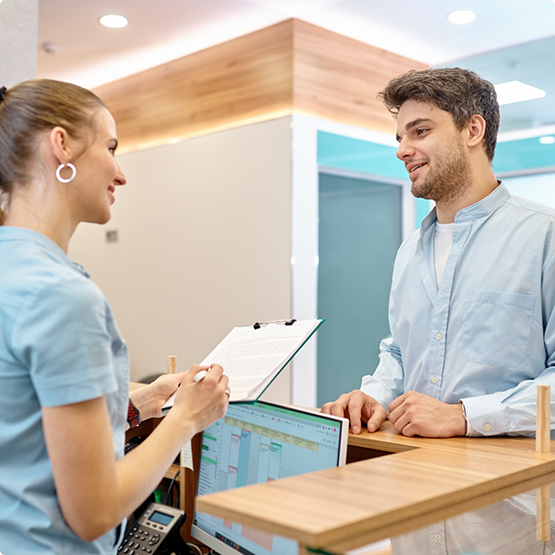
[0, 80, 229, 554]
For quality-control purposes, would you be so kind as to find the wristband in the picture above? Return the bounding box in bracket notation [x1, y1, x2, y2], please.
[459, 400, 471, 436]
[127, 399, 141, 428]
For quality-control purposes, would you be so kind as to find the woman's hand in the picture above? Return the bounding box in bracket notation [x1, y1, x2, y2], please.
[129, 372, 187, 421]
[43, 364, 229, 542]
[169, 364, 230, 437]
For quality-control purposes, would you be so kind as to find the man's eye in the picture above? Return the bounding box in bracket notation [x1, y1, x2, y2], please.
[416, 128, 427, 135]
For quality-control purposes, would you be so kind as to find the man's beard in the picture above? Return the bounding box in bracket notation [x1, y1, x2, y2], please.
[411, 139, 472, 205]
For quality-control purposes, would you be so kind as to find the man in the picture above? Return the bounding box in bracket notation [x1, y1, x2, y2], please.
[322, 67, 555, 438]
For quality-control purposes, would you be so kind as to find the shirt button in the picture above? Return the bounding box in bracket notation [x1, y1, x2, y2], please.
[484, 423, 492, 432]
[431, 377, 438, 384]
[435, 533, 442, 542]
[435, 333, 442, 340]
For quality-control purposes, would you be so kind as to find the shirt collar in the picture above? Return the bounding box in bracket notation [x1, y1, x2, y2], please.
[0, 226, 91, 278]
[420, 181, 509, 236]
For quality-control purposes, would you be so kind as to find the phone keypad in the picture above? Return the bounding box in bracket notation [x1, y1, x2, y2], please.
[118, 527, 155, 553]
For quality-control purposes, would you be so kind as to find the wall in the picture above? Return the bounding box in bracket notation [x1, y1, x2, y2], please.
[504, 173, 555, 208]
[69, 117, 293, 403]
[0, 0, 38, 87]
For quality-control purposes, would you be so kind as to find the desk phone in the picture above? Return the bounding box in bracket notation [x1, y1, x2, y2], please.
[118, 502, 185, 554]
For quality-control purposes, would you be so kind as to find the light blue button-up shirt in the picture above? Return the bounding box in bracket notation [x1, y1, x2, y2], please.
[361, 183, 555, 437]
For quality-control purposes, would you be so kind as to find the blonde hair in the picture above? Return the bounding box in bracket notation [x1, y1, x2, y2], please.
[0, 79, 107, 223]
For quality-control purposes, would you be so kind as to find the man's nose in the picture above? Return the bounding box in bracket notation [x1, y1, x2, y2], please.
[396, 137, 415, 161]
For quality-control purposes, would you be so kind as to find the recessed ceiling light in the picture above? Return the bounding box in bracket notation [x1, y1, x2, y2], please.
[539, 136, 555, 145]
[100, 15, 128, 29]
[448, 10, 476, 24]
[494, 81, 546, 105]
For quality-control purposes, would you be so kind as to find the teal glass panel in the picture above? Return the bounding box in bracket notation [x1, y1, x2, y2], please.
[318, 131, 406, 180]
[317, 173, 403, 406]
[416, 198, 433, 228]
[494, 138, 555, 174]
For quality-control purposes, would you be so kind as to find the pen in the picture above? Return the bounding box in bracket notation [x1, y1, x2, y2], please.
[194, 368, 210, 382]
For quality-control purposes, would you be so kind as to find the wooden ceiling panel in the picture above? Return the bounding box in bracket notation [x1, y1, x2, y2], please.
[93, 19, 426, 152]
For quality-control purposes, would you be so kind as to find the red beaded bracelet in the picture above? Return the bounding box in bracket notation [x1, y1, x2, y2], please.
[127, 399, 141, 428]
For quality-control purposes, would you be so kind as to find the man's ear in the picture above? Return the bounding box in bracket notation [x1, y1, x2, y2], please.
[466, 114, 487, 149]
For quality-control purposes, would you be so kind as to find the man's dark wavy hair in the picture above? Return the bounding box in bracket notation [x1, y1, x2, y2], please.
[378, 68, 499, 162]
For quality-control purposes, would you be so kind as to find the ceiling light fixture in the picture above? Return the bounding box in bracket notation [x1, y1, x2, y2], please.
[100, 15, 128, 29]
[494, 81, 546, 105]
[448, 10, 476, 24]
[539, 136, 555, 145]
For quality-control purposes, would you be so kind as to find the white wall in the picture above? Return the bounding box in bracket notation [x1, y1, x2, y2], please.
[504, 173, 555, 209]
[69, 117, 293, 403]
[0, 0, 37, 87]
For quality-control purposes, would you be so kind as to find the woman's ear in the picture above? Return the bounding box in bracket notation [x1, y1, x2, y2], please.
[47, 126, 74, 165]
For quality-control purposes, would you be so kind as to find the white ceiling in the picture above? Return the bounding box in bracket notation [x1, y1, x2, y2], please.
[36, 0, 555, 134]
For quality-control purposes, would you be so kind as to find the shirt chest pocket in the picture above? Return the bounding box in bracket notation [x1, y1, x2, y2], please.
[462, 289, 535, 368]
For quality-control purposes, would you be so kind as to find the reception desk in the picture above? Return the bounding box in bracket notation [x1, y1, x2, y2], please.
[196, 421, 555, 554]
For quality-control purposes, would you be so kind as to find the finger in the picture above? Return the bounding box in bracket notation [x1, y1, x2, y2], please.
[388, 393, 406, 413]
[388, 404, 400, 425]
[399, 422, 418, 437]
[347, 396, 365, 435]
[366, 411, 386, 432]
[199, 363, 224, 384]
[219, 373, 230, 391]
[209, 363, 225, 380]
[186, 364, 211, 384]
[391, 411, 413, 435]
[366, 405, 386, 433]
[328, 397, 351, 419]
[171, 372, 187, 386]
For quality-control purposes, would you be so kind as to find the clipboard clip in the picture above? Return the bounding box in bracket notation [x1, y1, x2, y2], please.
[253, 319, 297, 330]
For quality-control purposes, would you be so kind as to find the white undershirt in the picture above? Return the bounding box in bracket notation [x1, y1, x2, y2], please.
[434, 222, 454, 288]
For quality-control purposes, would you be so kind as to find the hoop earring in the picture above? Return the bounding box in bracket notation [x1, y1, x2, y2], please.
[56, 163, 76, 183]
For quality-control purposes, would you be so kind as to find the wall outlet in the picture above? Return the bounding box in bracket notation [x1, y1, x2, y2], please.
[106, 230, 118, 243]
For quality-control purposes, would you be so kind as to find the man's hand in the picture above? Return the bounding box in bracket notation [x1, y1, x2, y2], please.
[388, 391, 466, 437]
[321, 390, 387, 434]
[129, 372, 188, 421]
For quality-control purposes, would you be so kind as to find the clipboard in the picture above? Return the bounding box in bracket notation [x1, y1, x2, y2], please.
[163, 318, 324, 408]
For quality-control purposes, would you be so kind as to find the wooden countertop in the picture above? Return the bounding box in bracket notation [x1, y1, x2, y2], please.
[196, 421, 555, 553]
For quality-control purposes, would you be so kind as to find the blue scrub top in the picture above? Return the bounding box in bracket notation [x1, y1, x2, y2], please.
[0, 227, 129, 554]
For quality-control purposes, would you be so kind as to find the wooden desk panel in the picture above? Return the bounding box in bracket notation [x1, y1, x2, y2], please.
[196, 422, 555, 551]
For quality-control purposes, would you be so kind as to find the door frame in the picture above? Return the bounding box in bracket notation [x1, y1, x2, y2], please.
[290, 114, 412, 407]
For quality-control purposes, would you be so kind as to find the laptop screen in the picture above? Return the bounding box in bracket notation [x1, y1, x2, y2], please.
[191, 400, 349, 555]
